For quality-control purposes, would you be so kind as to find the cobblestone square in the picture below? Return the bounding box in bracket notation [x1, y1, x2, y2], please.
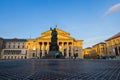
[0, 59, 120, 80]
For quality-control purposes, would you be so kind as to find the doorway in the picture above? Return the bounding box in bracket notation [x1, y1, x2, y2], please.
[33, 53, 36, 57]
[115, 47, 119, 56]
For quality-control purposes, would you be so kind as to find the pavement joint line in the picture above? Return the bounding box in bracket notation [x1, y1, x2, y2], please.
[100, 65, 118, 80]
[115, 69, 120, 80]
[108, 67, 120, 80]
[86, 70, 106, 80]
[23, 70, 39, 80]
[76, 72, 96, 79]
[94, 69, 111, 80]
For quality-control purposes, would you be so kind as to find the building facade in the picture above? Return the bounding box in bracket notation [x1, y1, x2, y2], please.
[83, 42, 106, 59]
[0, 38, 4, 58]
[83, 47, 92, 55]
[26, 28, 83, 59]
[1, 38, 27, 59]
[83, 47, 92, 59]
[106, 32, 120, 56]
[92, 42, 106, 57]
[0, 28, 83, 59]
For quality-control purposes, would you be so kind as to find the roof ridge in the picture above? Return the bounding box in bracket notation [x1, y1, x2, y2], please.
[106, 32, 120, 41]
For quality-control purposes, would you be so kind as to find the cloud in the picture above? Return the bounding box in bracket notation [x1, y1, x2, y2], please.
[105, 3, 120, 15]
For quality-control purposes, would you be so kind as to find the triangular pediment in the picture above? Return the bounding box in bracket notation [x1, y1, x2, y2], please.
[41, 28, 70, 36]
[37, 28, 75, 40]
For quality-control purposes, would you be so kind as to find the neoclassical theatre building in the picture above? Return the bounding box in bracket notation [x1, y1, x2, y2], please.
[0, 28, 83, 59]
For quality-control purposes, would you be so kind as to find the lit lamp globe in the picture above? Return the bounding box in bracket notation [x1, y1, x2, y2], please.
[33, 47, 36, 50]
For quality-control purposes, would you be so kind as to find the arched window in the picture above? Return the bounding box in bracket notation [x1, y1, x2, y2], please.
[69, 42, 72, 46]
[64, 42, 67, 46]
[59, 42, 62, 46]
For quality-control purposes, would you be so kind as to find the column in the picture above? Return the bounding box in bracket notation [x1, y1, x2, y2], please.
[71, 45, 74, 58]
[66, 42, 69, 58]
[42, 42, 45, 57]
[46, 42, 49, 54]
[61, 42, 64, 56]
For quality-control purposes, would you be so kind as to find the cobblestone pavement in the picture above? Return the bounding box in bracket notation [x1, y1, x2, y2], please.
[0, 59, 120, 80]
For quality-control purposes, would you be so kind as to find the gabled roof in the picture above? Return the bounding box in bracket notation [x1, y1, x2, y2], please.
[106, 32, 120, 41]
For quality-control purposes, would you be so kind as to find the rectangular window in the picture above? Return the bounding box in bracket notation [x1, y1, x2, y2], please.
[13, 45, 15, 48]
[8, 45, 10, 48]
[18, 46, 20, 48]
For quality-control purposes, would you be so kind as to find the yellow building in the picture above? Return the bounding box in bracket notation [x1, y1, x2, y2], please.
[83, 47, 92, 55]
[92, 42, 106, 57]
[106, 32, 120, 56]
[26, 28, 83, 59]
[83, 47, 92, 59]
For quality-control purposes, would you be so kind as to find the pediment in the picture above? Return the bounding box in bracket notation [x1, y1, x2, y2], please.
[36, 28, 75, 40]
[41, 28, 70, 36]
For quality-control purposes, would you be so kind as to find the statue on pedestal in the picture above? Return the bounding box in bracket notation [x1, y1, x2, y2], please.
[49, 28, 59, 52]
[43, 26, 64, 59]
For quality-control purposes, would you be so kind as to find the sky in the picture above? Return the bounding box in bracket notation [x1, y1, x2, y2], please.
[0, 0, 120, 48]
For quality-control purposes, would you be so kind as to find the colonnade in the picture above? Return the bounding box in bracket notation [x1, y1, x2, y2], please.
[31, 41, 78, 58]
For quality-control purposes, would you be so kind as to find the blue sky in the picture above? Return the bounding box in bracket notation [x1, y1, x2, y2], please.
[0, 0, 120, 48]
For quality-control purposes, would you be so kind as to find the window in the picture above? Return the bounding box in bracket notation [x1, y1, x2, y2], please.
[21, 56, 23, 59]
[8, 45, 11, 48]
[13, 45, 15, 48]
[4, 56, 6, 59]
[22, 45, 24, 48]
[26, 50, 27, 54]
[11, 56, 13, 59]
[15, 56, 16, 59]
